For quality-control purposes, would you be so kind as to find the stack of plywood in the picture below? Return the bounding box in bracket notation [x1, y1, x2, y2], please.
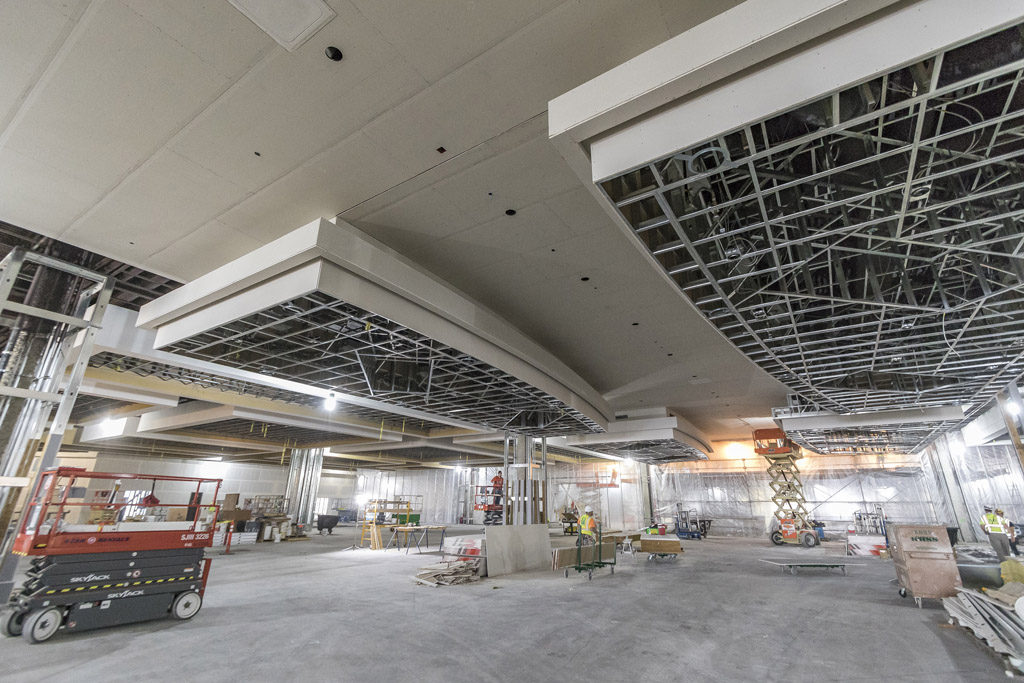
[551, 542, 615, 570]
[637, 537, 683, 554]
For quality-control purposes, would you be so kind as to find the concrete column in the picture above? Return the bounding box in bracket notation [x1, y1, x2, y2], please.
[639, 463, 654, 525]
[285, 447, 324, 532]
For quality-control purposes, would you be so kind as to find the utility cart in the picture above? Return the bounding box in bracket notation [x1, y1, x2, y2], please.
[674, 504, 708, 540]
[1, 467, 221, 643]
[564, 524, 615, 580]
[889, 523, 961, 608]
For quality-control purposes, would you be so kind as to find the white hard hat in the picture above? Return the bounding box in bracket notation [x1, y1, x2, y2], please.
[584, 505, 593, 513]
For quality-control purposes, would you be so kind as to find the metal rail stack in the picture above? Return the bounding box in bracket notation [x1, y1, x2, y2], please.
[1, 467, 221, 643]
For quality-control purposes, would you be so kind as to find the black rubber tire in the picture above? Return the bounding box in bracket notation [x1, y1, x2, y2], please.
[899, 587, 907, 598]
[587, 570, 593, 581]
[564, 569, 569, 578]
[1, 609, 26, 637]
[171, 591, 203, 620]
[22, 607, 61, 644]
[770, 531, 784, 545]
[802, 533, 818, 548]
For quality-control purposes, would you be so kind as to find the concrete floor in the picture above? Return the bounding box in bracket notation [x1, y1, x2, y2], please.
[0, 528, 1011, 682]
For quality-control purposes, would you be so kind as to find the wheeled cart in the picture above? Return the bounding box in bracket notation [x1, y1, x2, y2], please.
[888, 523, 961, 608]
[1, 467, 221, 643]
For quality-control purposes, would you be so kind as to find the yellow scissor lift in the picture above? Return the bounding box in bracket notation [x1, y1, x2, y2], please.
[754, 429, 820, 548]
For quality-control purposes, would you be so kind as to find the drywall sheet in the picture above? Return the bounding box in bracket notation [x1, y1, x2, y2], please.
[484, 524, 552, 577]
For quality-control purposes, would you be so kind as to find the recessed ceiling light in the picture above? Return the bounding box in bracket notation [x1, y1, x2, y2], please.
[631, 322, 639, 326]
[505, 209, 516, 216]
[436, 146, 446, 154]
[325, 46, 343, 61]
[580, 276, 590, 282]
[254, 151, 262, 157]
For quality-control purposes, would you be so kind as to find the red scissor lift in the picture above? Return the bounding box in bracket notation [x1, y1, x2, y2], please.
[1, 467, 221, 643]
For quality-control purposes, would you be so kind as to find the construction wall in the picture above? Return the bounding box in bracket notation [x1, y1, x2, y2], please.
[354, 467, 471, 524]
[547, 461, 645, 531]
[651, 460, 945, 537]
[923, 435, 1024, 541]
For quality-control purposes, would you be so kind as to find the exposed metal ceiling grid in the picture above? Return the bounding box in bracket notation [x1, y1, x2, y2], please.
[161, 292, 603, 436]
[601, 25, 1024, 453]
[68, 396, 136, 425]
[581, 439, 707, 464]
[181, 418, 360, 448]
[87, 351, 450, 434]
[0, 221, 181, 310]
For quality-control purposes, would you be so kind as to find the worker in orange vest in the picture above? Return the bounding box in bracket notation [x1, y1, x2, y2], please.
[491, 471, 504, 505]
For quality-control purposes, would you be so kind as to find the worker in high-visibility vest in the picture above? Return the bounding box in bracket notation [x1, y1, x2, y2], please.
[980, 505, 1012, 561]
[998, 508, 1020, 557]
[579, 505, 597, 545]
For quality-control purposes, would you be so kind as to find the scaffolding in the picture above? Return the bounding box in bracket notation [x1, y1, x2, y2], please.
[359, 498, 415, 549]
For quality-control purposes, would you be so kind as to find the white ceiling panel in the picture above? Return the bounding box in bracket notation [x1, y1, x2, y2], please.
[121, 0, 273, 79]
[472, 0, 672, 119]
[170, 8, 425, 194]
[432, 133, 580, 224]
[218, 131, 412, 243]
[357, 187, 477, 239]
[0, 0, 88, 132]
[0, 146, 103, 236]
[62, 150, 251, 263]
[348, 0, 562, 83]
[146, 220, 264, 281]
[657, 0, 747, 35]
[3, 1, 234, 228]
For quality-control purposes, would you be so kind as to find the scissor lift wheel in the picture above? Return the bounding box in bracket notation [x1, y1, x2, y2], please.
[1, 609, 27, 637]
[23, 607, 63, 644]
[172, 592, 203, 620]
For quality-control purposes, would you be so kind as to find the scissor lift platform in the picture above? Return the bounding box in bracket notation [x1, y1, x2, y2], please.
[1, 467, 221, 643]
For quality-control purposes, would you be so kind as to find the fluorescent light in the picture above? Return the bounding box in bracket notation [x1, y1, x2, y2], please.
[1007, 401, 1021, 416]
[323, 393, 337, 410]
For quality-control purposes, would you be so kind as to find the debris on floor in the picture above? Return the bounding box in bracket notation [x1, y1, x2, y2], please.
[414, 559, 481, 587]
[944, 587, 1024, 673]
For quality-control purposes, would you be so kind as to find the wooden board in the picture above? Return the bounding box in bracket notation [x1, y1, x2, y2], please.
[551, 542, 615, 569]
[637, 538, 683, 553]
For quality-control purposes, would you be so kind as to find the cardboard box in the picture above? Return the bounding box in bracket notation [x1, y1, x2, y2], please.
[216, 509, 252, 523]
[87, 508, 117, 523]
[167, 507, 189, 522]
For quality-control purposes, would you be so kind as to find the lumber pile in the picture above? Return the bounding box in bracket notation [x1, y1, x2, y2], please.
[944, 585, 1024, 672]
[414, 559, 481, 587]
[638, 537, 683, 554]
[551, 543, 614, 570]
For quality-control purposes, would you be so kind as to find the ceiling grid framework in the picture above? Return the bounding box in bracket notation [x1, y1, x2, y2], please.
[159, 291, 603, 436]
[599, 23, 1024, 454]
